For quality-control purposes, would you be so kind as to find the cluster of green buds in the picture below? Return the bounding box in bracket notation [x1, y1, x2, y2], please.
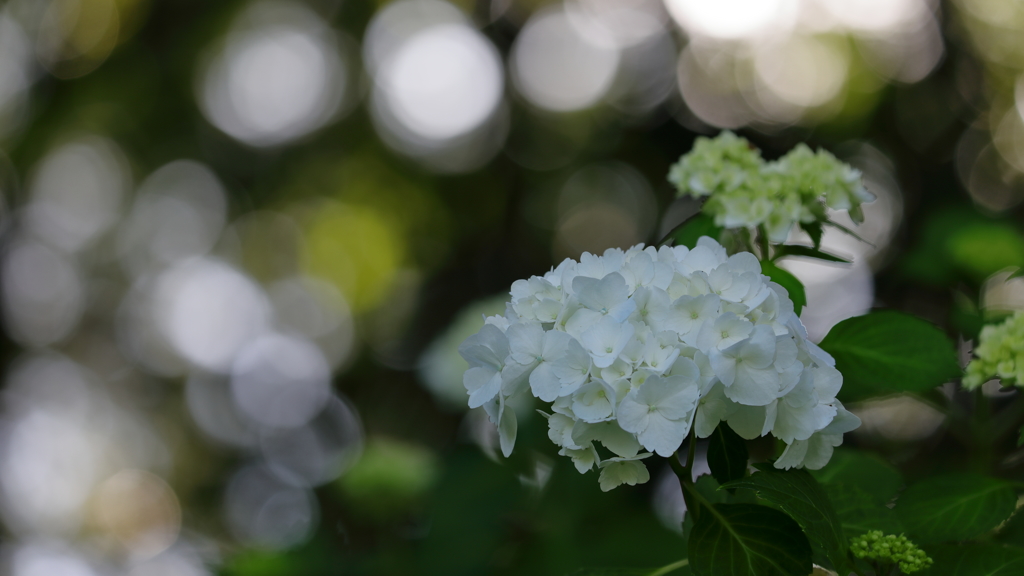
[964, 310, 1024, 389]
[668, 132, 874, 243]
[849, 531, 933, 574]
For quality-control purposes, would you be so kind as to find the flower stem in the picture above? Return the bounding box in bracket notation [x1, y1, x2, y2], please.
[757, 225, 771, 260]
[647, 558, 689, 576]
[672, 430, 708, 523]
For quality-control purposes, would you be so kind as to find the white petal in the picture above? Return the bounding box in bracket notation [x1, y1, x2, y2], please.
[727, 404, 770, 440]
[694, 386, 734, 438]
[466, 367, 501, 408]
[500, 361, 533, 398]
[530, 362, 562, 402]
[574, 272, 629, 314]
[739, 325, 777, 368]
[709, 349, 737, 387]
[573, 421, 641, 458]
[506, 322, 544, 365]
[498, 400, 518, 457]
[458, 323, 510, 367]
[820, 402, 861, 435]
[638, 414, 690, 457]
[774, 438, 810, 470]
[547, 413, 579, 449]
[560, 443, 599, 473]
[598, 460, 650, 491]
[572, 379, 616, 423]
[616, 391, 650, 434]
[725, 364, 780, 406]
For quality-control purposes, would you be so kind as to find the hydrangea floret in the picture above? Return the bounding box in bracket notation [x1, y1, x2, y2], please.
[849, 531, 933, 574]
[458, 237, 860, 491]
[964, 310, 1024, 389]
[668, 132, 875, 242]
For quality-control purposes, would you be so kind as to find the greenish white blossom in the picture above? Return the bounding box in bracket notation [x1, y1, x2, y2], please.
[964, 309, 1024, 389]
[668, 132, 874, 242]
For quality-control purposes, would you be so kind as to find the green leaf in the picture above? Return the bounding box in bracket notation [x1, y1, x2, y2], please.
[724, 469, 847, 571]
[693, 474, 730, 505]
[894, 474, 1017, 544]
[1019, 426, 1024, 448]
[823, 483, 903, 537]
[824, 218, 873, 247]
[775, 245, 851, 264]
[671, 213, 722, 249]
[924, 544, 1024, 576]
[707, 424, 748, 486]
[688, 503, 812, 576]
[566, 559, 691, 576]
[947, 223, 1024, 282]
[803, 221, 824, 250]
[760, 261, 806, 316]
[818, 310, 960, 402]
[994, 508, 1024, 546]
[810, 448, 902, 504]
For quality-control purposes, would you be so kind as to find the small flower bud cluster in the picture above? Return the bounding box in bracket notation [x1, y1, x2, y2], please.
[458, 238, 859, 490]
[964, 310, 1024, 389]
[850, 531, 933, 574]
[668, 132, 874, 242]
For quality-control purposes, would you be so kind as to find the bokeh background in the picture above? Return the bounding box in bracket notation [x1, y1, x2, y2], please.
[1, 0, 1024, 574]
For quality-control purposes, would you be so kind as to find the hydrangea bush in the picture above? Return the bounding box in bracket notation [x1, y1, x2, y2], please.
[454, 133, 1024, 576]
[459, 238, 859, 491]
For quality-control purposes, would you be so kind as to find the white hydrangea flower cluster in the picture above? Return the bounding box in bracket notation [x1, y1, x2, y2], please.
[459, 238, 860, 490]
[669, 132, 875, 242]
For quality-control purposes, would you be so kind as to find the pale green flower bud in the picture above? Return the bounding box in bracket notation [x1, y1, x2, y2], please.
[849, 530, 933, 574]
[964, 310, 1024, 389]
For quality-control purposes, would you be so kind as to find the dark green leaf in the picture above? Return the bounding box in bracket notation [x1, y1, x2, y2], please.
[823, 483, 903, 537]
[824, 218, 874, 246]
[894, 474, 1016, 544]
[995, 508, 1024, 546]
[693, 474, 729, 505]
[924, 544, 1024, 576]
[775, 245, 851, 264]
[810, 448, 902, 504]
[760, 261, 806, 316]
[818, 311, 960, 402]
[725, 469, 847, 571]
[671, 213, 722, 249]
[566, 559, 691, 576]
[688, 503, 812, 576]
[1019, 426, 1024, 448]
[803, 221, 824, 250]
[947, 223, 1024, 282]
[707, 424, 748, 485]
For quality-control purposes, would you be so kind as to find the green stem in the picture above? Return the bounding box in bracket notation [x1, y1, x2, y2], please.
[757, 225, 771, 260]
[686, 430, 697, 473]
[656, 205, 706, 246]
[972, 387, 995, 472]
[647, 558, 689, 576]
[670, 449, 696, 508]
[671, 430, 702, 520]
